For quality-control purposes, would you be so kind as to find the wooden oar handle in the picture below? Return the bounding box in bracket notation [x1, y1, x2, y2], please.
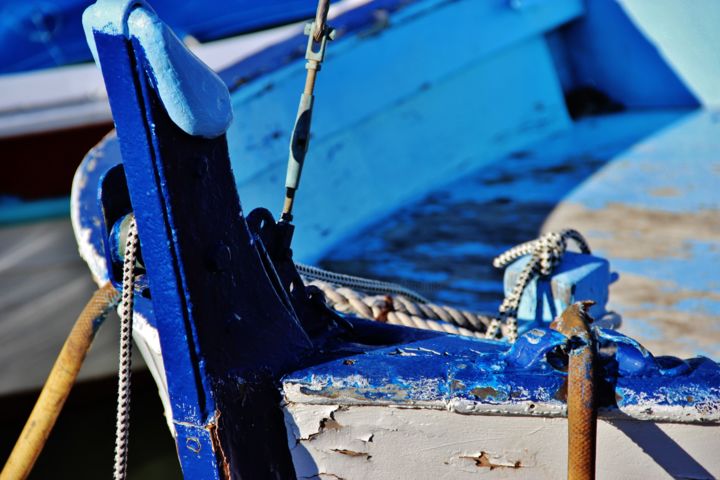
[0, 282, 119, 480]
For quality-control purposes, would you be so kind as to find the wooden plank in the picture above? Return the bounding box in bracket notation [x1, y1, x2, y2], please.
[284, 403, 720, 479]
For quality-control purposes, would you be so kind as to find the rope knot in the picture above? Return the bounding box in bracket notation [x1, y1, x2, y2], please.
[488, 229, 591, 342]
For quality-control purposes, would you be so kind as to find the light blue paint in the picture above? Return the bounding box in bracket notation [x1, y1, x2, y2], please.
[551, 0, 698, 108]
[552, 111, 720, 319]
[228, 7, 576, 261]
[567, 111, 720, 213]
[126, 8, 232, 138]
[619, 0, 720, 107]
[83, 0, 232, 138]
[504, 252, 610, 322]
[82, 0, 143, 60]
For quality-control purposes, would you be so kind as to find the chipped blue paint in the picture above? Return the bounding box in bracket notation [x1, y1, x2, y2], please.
[610, 244, 720, 305]
[284, 325, 720, 420]
[565, 112, 720, 214]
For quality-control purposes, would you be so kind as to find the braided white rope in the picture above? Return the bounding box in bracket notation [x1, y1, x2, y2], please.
[485, 229, 591, 342]
[114, 217, 138, 480]
[307, 279, 493, 338]
[304, 230, 590, 343]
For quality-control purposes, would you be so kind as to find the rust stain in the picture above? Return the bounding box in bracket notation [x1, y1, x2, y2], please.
[470, 386, 500, 400]
[307, 413, 343, 442]
[315, 473, 347, 480]
[460, 452, 522, 470]
[450, 380, 466, 391]
[320, 417, 342, 431]
[331, 449, 371, 460]
[373, 295, 394, 323]
[648, 187, 680, 197]
[207, 411, 231, 480]
[696, 400, 720, 417]
[555, 380, 568, 402]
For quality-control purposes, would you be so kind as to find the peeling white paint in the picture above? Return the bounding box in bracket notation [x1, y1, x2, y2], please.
[284, 403, 720, 479]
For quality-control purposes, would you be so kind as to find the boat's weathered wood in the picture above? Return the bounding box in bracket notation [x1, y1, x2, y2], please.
[283, 404, 720, 480]
[281, 325, 720, 478]
[84, 2, 321, 476]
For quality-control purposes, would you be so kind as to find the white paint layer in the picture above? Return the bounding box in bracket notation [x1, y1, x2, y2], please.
[284, 403, 720, 479]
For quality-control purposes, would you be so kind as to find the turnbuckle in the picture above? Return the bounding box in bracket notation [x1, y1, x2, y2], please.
[280, 20, 336, 223]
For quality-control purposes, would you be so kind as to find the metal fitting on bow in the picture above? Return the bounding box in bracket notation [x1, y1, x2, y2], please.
[551, 301, 598, 480]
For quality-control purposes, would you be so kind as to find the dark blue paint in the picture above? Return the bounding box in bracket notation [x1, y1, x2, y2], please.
[88, 2, 320, 476]
[1, 0, 334, 74]
[285, 325, 720, 417]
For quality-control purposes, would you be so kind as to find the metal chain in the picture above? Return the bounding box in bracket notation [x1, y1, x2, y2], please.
[113, 216, 138, 480]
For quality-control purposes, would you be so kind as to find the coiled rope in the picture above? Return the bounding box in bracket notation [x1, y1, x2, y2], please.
[113, 216, 138, 480]
[306, 229, 591, 344]
[306, 278, 493, 338]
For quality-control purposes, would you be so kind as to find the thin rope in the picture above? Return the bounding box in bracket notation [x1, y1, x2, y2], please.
[296, 263, 430, 303]
[113, 216, 138, 480]
[485, 229, 591, 342]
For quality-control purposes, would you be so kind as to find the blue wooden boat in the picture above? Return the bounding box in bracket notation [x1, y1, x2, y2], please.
[0, 1, 363, 396]
[64, 0, 719, 478]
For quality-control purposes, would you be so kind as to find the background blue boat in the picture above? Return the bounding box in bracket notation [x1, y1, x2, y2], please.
[0, 0, 329, 74]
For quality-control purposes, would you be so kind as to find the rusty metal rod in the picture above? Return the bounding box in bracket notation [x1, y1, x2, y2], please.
[551, 301, 598, 480]
[0, 283, 119, 480]
[313, 0, 330, 42]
